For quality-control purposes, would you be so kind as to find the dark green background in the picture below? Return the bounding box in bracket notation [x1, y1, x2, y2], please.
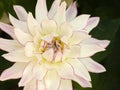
[0, 0, 120, 90]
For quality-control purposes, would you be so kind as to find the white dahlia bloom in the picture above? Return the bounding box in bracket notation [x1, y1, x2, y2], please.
[0, 0, 110, 90]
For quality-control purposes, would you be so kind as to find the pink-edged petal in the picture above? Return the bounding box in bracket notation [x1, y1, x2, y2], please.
[56, 62, 73, 79]
[59, 80, 73, 90]
[66, 2, 77, 21]
[67, 59, 91, 81]
[70, 14, 90, 30]
[27, 12, 39, 36]
[0, 62, 27, 81]
[2, 48, 32, 62]
[54, 51, 63, 62]
[0, 38, 21, 52]
[42, 48, 54, 62]
[68, 31, 91, 45]
[33, 63, 47, 80]
[19, 62, 34, 86]
[48, 0, 61, 19]
[14, 28, 33, 45]
[53, 1, 66, 25]
[23, 79, 36, 90]
[9, 14, 28, 33]
[80, 58, 106, 73]
[35, 0, 48, 23]
[85, 17, 100, 33]
[37, 80, 46, 90]
[0, 22, 16, 39]
[13, 5, 28, 21]
[44, 70, 61, 90]
[80, 38, 110, 57]
[73, 75, 92, 88]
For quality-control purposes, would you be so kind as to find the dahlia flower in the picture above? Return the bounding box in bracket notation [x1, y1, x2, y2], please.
[0, 0, 110, 90]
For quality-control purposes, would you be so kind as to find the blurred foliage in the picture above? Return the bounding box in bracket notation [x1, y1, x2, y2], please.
[0, 0, 120, 90]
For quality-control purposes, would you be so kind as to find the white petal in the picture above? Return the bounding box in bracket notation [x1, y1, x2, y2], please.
[42, 48, 54, 62]
[73, 75, 92, 88]
[54, 52, 63, 62]
[27, 12, 39, 36]
[56, 62, 73, 79]
[59, 80, 72, 90]
[48, 0, 61, 19]
[80, 58, 106, 73]
[23, 79, 36, 90]
[33, 63, 47, 80]
[0, 22, 16, 39]
[68, 31, 90, 45]
[66, 2, 77, 21]
[70, 14, 90, 30]
[13, 5, 28, 21]
[45, 70, 61, 90]
[0, 63, 27, 81]
[85, 17, 100, 33]
[14, 28, 33, 45]
[53, 1, 66, 25]
[19, 62, 34, 86]
[67, 59, 91, 81]
[38, 80, 46, 90]
[35, 0, 48, 23]
[0, 38, 21, 52]
[9, 14, 28, 33]
[2, 48, 32, 62]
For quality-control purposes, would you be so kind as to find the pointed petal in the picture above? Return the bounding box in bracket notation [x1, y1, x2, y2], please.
[42, 49, 54, 62]
[85, 17, 100, 33]
[68, 31, 90, 45]
[13, 5, 28, 21]
[9, 14, 27, 32]
[48, 0, 61, 19]
[0, 38, 21, 52]
[66, 2, 77, 21]
[35, 0, 48, 23]
[56, 62, 73, 79]
[67, 59, 91, 81]
[19, 62, 34, 86]
[59, 80, 72, 90]
[33, 63, 47, 80]
[14, 28, 33, 45]
[53, 1, 66, 25]
[70, 14, 90, 30]
[80, 58, 106, 73]
[0, 63, 27, 81]
[23, 79, 36, 90]
[2, 48, 32, 62]
[0, 22, 16, 39]
[27, 12, 39, 36]
[45, 70, 61, 90]
[73, 75, 92, 88]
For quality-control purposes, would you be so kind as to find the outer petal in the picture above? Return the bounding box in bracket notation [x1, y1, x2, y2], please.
[85, 17, 100, 33]
[66, 2, 77, 21]
[19, 62, 34, 86]
[2, 48, 32, 62]
[13, 5, 28, 21]
[48, 0, 61, 19]
[37, 80, 46, 90]
[9, 14, 27, 33]
[73, 75, 92, 88]
[59, 80, 73, 90]
[0, 63, 27, 81]
[80, 38, 110, 57]
[80, 58, 106, 73]
[0, 38, 21, 52]
[35, 0, 48, 23]
[0, 22, 16, 39]
[14, 28, 33, 45]
[67, 59, 91, 81]
[70, 14, 90, 30]
[44, 70, 61, 90]
[53, 1, 66, 25]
